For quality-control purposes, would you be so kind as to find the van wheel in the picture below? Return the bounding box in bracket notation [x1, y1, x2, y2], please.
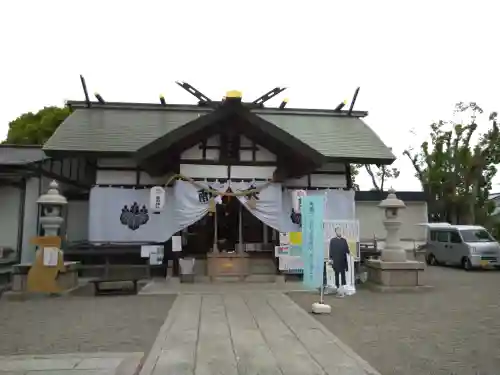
[426, 253, 438, 266]
[462, 257, 472, 271]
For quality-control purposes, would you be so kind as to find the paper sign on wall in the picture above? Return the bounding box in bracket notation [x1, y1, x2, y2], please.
[289, 245, 302, 257]
[141, 246, 151, 258]
[279, 232, 290, 246]
[172, 236, 182, 252]
[43, 247, 59, 266]
[290, 232, 302, 245]
[279, 255, 304, 271]
[149, 246, 159, 265]
[275, 245, 291, 257]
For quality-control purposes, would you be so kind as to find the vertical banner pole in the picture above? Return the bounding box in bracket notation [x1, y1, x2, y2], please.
[301, 195, 325, 290]
[320, 277, 325, 303]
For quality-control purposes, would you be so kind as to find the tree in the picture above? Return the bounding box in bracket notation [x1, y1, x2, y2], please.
[3, 106, 71, 145]
[362, 164, 400, 191]
[350, 164, 360, 190]
[404, 102, 500, 225]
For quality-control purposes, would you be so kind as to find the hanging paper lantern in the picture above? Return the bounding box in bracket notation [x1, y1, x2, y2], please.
[149, 186, 166, 214]
[292, 190, 307, 212]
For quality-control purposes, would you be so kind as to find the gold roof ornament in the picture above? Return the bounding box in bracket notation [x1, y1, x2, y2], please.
[226, 90, 242, 99]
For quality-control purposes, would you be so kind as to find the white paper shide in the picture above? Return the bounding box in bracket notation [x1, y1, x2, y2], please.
[149, 186, 166, 213]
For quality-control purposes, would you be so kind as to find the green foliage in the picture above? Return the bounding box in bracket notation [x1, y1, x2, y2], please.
[3, 106, 71, 145]
[404, 102, 500, 225]
[350, 164, 360, 190]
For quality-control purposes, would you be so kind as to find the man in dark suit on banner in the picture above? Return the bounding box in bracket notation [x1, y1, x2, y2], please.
[329, 226, 350, 291]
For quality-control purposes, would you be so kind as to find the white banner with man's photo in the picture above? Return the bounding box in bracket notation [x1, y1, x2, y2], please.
[324, 219, 359, 295]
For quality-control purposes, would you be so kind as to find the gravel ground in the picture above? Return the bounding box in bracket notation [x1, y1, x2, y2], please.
[289, 266, 500, 375]
[0, 290, 176, 356]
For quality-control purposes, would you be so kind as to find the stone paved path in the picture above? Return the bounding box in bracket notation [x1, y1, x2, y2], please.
[139, 279, 309, 295]
[139, 292, 380, 375]
[0, 352, 143, 375]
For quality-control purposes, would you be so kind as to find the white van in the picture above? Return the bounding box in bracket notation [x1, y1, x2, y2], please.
[420, 223, 500, 270]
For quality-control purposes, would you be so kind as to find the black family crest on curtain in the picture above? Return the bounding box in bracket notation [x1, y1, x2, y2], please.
[120, 202, 150, 230]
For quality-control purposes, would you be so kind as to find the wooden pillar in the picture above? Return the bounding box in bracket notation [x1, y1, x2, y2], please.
[213, 209, 219, 253]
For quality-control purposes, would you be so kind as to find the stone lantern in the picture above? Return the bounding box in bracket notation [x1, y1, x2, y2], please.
[378, 188, 406, 262]
[36, 180, 67, 237]
[365, 188, 428, 292]
[10, 181, 79, 295]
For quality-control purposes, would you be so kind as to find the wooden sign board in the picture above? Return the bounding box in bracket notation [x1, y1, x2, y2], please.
[30, 236, 61, 248]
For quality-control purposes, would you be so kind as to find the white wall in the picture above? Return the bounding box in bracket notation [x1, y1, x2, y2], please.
[66, 200, 89, 242]
[284, 174, 347, 188]
[96, 170, 136, 185]
[0, 186, 21, 255]
[21, 177, 41, 263]
[355, 201, 428, 241]
[180, 164, 228, 179]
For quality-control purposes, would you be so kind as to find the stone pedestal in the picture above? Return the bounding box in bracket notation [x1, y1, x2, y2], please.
[12, 262, 80, 292]
[3, 261, 80, 299]
[366, 258, 431, 292]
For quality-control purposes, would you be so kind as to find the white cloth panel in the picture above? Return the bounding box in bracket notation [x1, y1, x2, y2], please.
[324, 189, 355, 220]
[88, 180, 230, 243]
[88, 187, 176, 242]
[231, 181, 283, 231]
[172, 179, 229, 233]
[280, 189, 356, 231]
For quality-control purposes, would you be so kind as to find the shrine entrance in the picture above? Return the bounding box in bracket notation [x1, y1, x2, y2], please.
[180, 191, 277, 280]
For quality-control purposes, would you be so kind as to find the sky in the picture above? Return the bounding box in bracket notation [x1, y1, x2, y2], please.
[1, 0, 499, 191]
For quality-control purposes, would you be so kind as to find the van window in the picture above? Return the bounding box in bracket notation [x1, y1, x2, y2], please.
[436, 231, 449, 242]
[459, 229, 494, 243]
[430, 231, 437, 241]
[449, 231, 462, 244]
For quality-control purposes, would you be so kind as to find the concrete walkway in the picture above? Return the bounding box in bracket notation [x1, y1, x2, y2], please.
[140, 292, 380, 375]
[139, 279, 310, 295]
[0, 352, 143, 375]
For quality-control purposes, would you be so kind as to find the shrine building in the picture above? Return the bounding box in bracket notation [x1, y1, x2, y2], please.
[0, 83, 428, 280]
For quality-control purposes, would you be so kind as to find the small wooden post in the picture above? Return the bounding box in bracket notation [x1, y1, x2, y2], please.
[238, 203, 243, 253]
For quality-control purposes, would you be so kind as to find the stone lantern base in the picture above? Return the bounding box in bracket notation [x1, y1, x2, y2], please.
[365, 258, 432, 292]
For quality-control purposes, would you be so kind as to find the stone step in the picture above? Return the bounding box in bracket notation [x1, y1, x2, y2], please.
[212, 276, 244, 283]
[245, 274, 277, 283]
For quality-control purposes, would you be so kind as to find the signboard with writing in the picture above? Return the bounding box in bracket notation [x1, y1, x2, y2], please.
[301, 195, 325, 289]
[279, 255, 304, 272]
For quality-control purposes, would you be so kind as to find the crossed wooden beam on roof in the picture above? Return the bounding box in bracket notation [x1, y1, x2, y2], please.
[79, 75, 360, 113]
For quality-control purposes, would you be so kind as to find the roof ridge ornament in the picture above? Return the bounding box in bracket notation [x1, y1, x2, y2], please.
[226, 90, 242, 99]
